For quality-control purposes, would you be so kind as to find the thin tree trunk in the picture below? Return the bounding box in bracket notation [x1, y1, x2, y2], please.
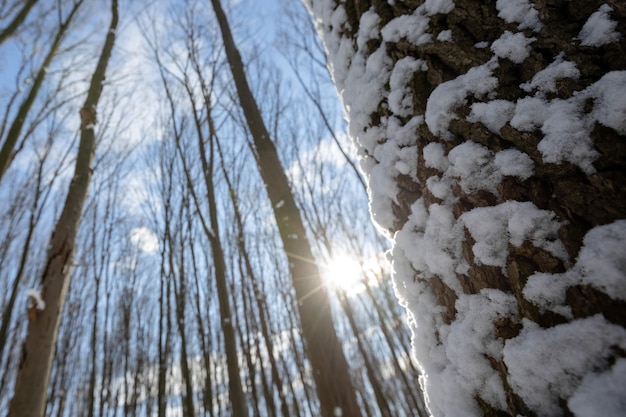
[6, 2, 117, 415]
[209, 1, 361, 415]
[0, 0, 38, 45]
[0, 158, 44, 364]
[173, 220, 196, 417]
[0, 0, 83, 183]
[215, 136, 290, 417]
[339, 292, 392, 417]
[192, 102, 249, 417]
[363, 281, 426, 416]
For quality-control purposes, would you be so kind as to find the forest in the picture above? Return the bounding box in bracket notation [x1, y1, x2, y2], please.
[1, 1, 423, 416]
[1, 1, 625, 417]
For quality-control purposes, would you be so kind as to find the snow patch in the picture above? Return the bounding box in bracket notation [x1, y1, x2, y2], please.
[436, 30, 452, 42]
[511, 72, 626, 173]
[579, 4, 621, 47]
[524, 220, 626, 313]
[395, 200, 467, 291]
[388, 57, 427, 117]
[496, 0, 542, 31]
[425, 61, 498, 140]
[381, 10, 432, 45]
[423, 142, 449, 171]
[587, 71, 626, 135]
[520, 53, 580, 93]
[424, 0, 455, 15]
[491, 31, 535, 63]
[448, 141, 501, 194]
[493, 149, 534, 179]
[568, 359, 626, 417]
[461, 201, 567, 268]
[468, 99, 515, 133]
[504, 316, 626, 417]
[26, 289, 45, 310]
[445, 290, 517, 410]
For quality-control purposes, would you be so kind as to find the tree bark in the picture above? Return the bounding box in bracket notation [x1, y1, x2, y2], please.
[307, 0, 626, 416]
[209, 1, 362, 416]
[6, 1, 117, 415]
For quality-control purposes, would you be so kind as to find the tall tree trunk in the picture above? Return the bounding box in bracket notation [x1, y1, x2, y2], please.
[173, 220, 196, 417]
[307, 1, 626, 415]
[216, 135, 290, 417]
[338, 292, 394, 417]
[6, 1, 118, 415]
[195, 105, 249, 417]
[209, 1, 362, 416]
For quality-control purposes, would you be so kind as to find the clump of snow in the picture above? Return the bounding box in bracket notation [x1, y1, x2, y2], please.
[474, 41, 489, 48]
[424, 0, 455, 16]
[333, 406, 343, 417]
[491, 31, 535, 63]
[363, 116, 422, 230]
[521, 53, 580, 93]
[424, 141, 534, 202]
[381, 9, 432, 45]
[579, 4, 621, 47]
[425, 61, 498, 140]
[388, 57, 427, 117]
[461, 201, 567, 268]
[537, 98, 598, 174]
[436, 30, 452, 42]
[443, 290, 517, 411]
[494, 149, 534, 179]
[524, 220, 626, 313]
[396, 201, 467, 291]
[496, 0, 542, 31]
[587, 71, 626, 135]
[356, 10, 381, 50]
[509, 96, 548, 131]
[26, 289, 45, 310]
[503, 315, 626, 416]
[568, 358, 626, 417]
[448, 141, 501, 194]
[510, 71, 626, 173]
[422, 142, 449, 171]
[467, 99, 515, 133]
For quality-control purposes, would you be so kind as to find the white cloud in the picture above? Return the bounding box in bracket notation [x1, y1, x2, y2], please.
[129, 226, 158, 253]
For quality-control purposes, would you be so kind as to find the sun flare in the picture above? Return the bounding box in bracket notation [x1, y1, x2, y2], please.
[322, 255, 364, 292]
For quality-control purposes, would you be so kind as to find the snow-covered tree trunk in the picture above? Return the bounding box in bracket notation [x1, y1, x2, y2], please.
[305, 1, 626, 416]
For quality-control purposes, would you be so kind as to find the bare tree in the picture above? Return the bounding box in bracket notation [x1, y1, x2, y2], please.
[7, 1, 118, 414]
[209, 2, 362, 415]
[0, 0, 84, 182]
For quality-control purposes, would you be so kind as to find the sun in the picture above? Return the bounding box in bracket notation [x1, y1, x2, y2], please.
[322, 255, 364, 293]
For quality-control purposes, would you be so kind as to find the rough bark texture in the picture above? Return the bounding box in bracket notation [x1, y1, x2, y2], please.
[307, 0, 626, 416]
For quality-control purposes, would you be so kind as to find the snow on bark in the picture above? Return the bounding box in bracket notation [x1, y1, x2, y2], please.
[305, 0, 626, 415]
